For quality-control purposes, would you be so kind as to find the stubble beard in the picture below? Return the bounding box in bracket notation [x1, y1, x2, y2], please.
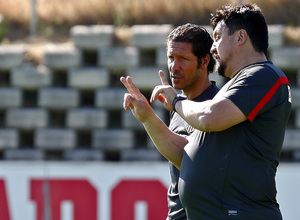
[215, 59, 227, 78]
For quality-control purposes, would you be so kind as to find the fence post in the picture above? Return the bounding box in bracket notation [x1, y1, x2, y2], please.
[30, 0, 37, 36]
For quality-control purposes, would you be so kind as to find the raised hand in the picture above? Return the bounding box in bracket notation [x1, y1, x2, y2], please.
[150, 70, 178, 111]
[120, 76, 155, 123]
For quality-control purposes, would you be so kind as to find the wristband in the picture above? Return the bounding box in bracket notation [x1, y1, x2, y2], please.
[172, 94, 187, 112]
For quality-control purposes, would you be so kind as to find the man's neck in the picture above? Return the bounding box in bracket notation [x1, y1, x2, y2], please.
[229, 52, 267, 79]
[183, 79, 211, 100]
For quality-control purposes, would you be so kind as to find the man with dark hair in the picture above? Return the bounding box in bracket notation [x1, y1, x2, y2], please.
[164, 23, 218, 219]
[121, 4, 291, 219]
[123, 23, 219, 219]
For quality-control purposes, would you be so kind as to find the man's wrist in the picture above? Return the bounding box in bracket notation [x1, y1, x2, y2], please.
[172, 94, 187, 112]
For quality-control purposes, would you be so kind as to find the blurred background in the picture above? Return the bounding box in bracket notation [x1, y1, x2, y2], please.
[0, 0, 299, 219]
[0, 0, 300, 44]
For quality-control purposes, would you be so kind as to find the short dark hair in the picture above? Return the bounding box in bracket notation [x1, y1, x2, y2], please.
[166, 23, 215, 73]
[210, 4, 268, 55]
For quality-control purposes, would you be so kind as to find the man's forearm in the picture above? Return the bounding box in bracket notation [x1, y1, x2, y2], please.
[142, 114, 188, 169]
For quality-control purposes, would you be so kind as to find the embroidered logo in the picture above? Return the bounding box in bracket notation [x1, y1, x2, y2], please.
[185, 124, 195, 134]
[228, 210, 238, 216]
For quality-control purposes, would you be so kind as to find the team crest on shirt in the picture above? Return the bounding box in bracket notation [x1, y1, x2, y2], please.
[185, 124, 195, 134]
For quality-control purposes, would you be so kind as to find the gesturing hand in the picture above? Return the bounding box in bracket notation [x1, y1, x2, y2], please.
[150, 70, 178, 111]
[120, 76, 154, 123]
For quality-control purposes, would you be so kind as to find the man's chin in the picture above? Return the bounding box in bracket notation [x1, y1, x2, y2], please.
[216, 64, 226, 78]
[173, 86, 183, 91]
[171, 81, 180, 89]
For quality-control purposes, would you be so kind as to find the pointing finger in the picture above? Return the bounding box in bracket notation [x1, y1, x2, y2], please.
[120, 76, 129, 92]
[159, 70, 169, 86]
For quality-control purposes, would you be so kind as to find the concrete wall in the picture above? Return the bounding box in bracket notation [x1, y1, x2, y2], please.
[0, 24, 299, 161]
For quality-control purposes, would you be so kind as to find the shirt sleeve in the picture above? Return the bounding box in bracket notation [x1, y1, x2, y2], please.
[222, 65, 285, 122]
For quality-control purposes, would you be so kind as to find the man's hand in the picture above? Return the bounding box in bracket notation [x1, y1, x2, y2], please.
[150, 70, 178, 111]
[120, 73, 187, 168]
[120, 76, 155, 123]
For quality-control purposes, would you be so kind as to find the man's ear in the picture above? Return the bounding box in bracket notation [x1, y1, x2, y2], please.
[237, 29, 248, 46]
[199, 54, 210, 70]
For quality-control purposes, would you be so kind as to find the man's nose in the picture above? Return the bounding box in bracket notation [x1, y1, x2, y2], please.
[171, 59, 180, 71]
[210, 43, 216, 55]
